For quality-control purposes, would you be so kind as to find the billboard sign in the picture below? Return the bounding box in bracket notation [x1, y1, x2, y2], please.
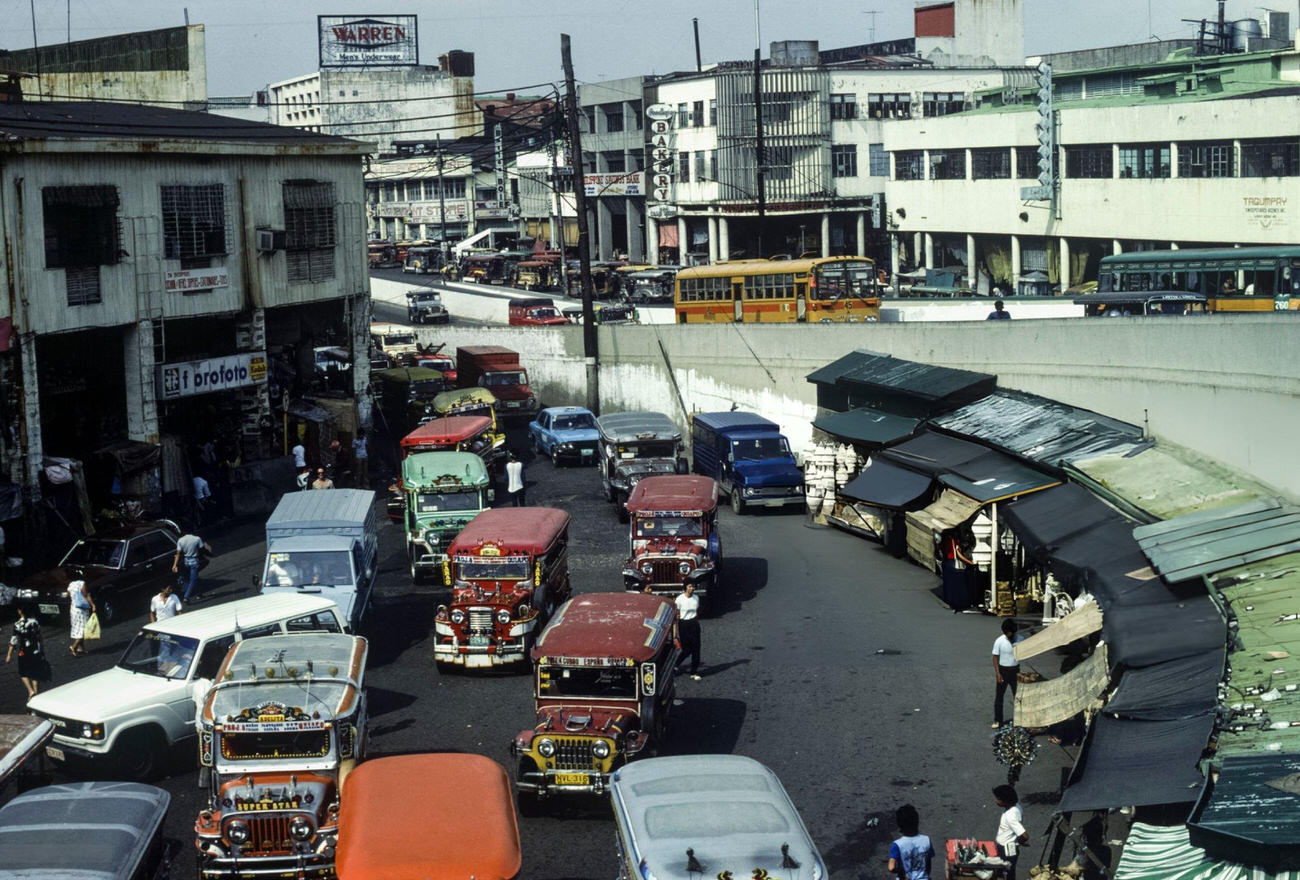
[583, 172, 645, 197]
[156, 353, 268, 401]
[164, 267, 230, 294]
[319, 15, 418, 68]
[644, 103, 675, 121]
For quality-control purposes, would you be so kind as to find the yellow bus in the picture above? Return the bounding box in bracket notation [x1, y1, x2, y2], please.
[674, 256, 880, 324]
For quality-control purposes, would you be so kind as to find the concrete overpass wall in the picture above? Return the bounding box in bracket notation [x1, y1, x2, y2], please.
[414, 314, 1300, 499]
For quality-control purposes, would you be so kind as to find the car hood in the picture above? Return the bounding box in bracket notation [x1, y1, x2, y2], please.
[549, 428, 600, 444]
[31, 667, 185, 724]
[21, 565, 111, 598]
[534, 705, 638, 736]
[631, 538, 707, 558]
[733, 457, 802, 486]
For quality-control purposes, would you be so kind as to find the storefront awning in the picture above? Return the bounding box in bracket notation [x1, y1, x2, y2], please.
[813, 407, 919, 448]
[1105, 648, 1226, 721]
[1057, 713, 1214, 813]
[1014, 600, 1102, 662]
[1013, 645, 1110, 730]
[1104, 594, 1226, 669]
[880, 431, 989, 476]
[1116, 822, 1299, 880]
[1001, 483, 1128, 562]
[840, 458, 933, 509]
[1049, 520, 1159, 603]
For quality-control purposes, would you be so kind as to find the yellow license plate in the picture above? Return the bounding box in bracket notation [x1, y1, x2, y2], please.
[554, 772, 590, 786]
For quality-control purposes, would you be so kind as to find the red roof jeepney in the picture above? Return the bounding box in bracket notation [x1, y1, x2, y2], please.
[399, 414, 503, 468]
[335, 753, 521, 880]
[511, 593, 678, 806]
[622, 475, 722, 605]
[434, 507, 573, 671]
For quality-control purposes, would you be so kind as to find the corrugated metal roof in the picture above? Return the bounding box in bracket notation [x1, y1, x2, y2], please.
[805, 349, 888, 386]
[813, 407, 919, 447]
[1134, 499, 1300, 584]
[1190, 754, 1300, 870]
[838, 356, 994, 401]
[931, 389, 1148, 467]
[1072, 442, 1272, 521]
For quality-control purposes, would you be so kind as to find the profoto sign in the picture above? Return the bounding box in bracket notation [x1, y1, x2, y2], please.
[156, 353, 268, 401]
[318, 15, 419, 67]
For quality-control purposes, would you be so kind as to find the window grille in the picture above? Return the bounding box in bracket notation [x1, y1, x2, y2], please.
[604, 104, 624, 132]
[1240, 139, 1299, 178]
[284, 181, 336, 283]
[971, 148, 1011, 180]
[1065, 145, 1113, 179]
[868, 144, 889, 177]
[65, 266, 101, 306]
[922, 92, 965, 117]
[1178, 141, 1234, 178]
[1015, 148, 1039, 180]
[829, 93, 858, 120]
[894, 150, 924, 181]
[1117, 144, 1170, 179]
[929, 149, 966, 180]
[867, 93, 911, 119]
[831, 144, 858, 178]
[161, 184, 228, 260]
[678, 151, 691, 182]
[42, 185, 121, 269]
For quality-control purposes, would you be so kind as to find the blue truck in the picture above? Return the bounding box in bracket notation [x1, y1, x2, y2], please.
[690, 412, 804, 514]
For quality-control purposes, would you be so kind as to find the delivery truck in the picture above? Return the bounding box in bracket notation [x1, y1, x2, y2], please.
[456, 345, 539, 416]
[691, 411, 804, 514]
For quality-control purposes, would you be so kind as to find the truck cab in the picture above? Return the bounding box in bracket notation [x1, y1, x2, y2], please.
[194, 633, 368, 880]
[259, 490, 379, 632]
[691, 411, 804, 514]
[508, 297, 567, 326]
[401, 451, 492, 582]
[456, 345, 538, 416]
[595, 411, 687, 519]
[369, 323, 420, 365]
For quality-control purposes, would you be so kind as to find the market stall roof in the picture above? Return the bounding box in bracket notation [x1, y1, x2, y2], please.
[908, 488, 982, 535]
[1104, 648, 1226, 721]
[1134, 498, 1300, 584]
[1116, 822, 1298, 880]
[1001, 483, 1131, 561]
[1013, 645, 1110, 730]
[931, 389, 1147, 467]
[879, 431, 990, 477]
[840, 458, 933, 509]
[1103, 594, 1225, 669]
[813, 407, 920, 447]
[805, 350, 994, 416]
[1072, 441, 1272, 522]
[1190, 753, 1300, 871]
[1056, 714, 1214, 813]
[937, 449, 1060, 504]
[1043, 519, 1158, 603]
[805, 349, 889, 387]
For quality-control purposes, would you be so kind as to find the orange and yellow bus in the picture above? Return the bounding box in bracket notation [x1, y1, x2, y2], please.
[674, 256, 880, 324]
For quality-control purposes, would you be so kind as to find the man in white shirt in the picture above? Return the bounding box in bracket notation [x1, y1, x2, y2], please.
[991, 618, 1019, 729]
[292, 443, 307, 469]
[993, 784, 1028, 878]
[505, 453, 525, 506]
[674, 584, 701, 680]
[149, 583, 182, 623]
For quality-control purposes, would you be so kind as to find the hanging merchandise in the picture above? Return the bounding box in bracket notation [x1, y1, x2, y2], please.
[970, 510, 994, 567]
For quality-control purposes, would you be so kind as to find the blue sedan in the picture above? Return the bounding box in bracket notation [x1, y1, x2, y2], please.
[528, 406, 600, 466]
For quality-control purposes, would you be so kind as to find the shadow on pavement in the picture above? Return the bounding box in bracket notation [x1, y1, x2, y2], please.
[662, 696, 747, 755]
[720, 556, 768, 613]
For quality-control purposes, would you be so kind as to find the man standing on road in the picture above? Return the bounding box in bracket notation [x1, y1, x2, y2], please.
[888, 804, 935, 880]
[992, 619, 1020, 729]
[675, 583, 701, 680]
[172, 532, 212, 604]
[149, 583, 182, 623]
[352, 428, 370, 489]
[505, 452, 525, 506]
[993, 784, 1029, 878]
[292, 441, 307, 470]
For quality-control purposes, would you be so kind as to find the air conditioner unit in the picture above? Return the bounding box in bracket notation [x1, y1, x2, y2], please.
[256, 227, 286, 252]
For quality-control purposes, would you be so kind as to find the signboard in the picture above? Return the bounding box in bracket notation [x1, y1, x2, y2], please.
[644, 103, 675, 121]
[474, 200, 512, 219]
[409, 201, 469, 223]
[156, 352, 268, 401]
[165, 267, 230, 294]
[1242, 195, 1290, 230]
[318, 15, 418, 68]
[583, 172, 645, 197]
[647, 204, 678, 220]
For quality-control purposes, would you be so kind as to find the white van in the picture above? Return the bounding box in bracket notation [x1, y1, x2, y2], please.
[27, 593, 346, 780]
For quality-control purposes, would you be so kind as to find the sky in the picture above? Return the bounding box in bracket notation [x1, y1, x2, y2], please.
[0, 0, 1287, 96]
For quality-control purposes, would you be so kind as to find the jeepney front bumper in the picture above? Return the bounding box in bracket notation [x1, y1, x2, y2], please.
[513, 736, 620, 796]
[195, 826, 337, 879]
[433, 615, 538, 668]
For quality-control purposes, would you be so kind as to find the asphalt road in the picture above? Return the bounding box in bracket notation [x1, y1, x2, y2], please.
[3, 422, 1077, 879]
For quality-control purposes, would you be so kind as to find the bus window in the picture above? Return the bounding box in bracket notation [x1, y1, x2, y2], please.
[1098, 273, 1116, 292]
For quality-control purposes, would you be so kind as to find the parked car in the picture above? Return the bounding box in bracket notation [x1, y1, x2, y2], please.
[528, 406, 599, 466]
[13, 520, 189, 621]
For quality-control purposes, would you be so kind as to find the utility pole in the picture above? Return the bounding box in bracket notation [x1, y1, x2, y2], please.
[435, 134, 448, 261]
[754, 47, 766, 259]
[548, 124, 569, 294]
[560, 33, 599, 415]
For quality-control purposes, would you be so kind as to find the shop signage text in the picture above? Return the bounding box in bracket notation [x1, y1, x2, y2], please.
[644, 103, 675, 121]
[318, 15, 418, 68]
[165, 267, 230, 294]
[156, 353, 268, 401]
[1242, 195, 1290, 230]
[583, 172, 645, 197]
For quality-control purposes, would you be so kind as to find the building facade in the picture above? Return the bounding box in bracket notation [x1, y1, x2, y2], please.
[884, 41, 1300, 291]
[578, 77, 648, 261]
[0, 102, 371, 532]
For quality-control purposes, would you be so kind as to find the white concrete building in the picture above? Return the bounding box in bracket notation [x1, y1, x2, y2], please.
[366, 152, 512, 245]
[579, 76, 648, 261]
[884, 41, 1300, 291]
[0, 101, 371, 520]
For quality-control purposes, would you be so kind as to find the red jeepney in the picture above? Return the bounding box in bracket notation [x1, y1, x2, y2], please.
[433, 507, 573, 670]
[400, 414, 503, 468]
[511, 593, 678, 804]
[622, 475, 722, 605]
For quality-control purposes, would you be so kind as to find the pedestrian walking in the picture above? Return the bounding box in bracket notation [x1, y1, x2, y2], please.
[292, 442, 307, 470]
[993, 784, 1029, 879]
[172, 532, 212, 603]
[505, 453, 525, 506]
[323, 439, 342, 481]
[887, 804, 935, 880]
[352, 428, 370, 489]
[149, 583, 183, 623]
[192, 473, 212, 523]
[311, 468, 335, 490]
[675, 583, 701, 680]
[66, 579, 95, 656]
[6, 607, 48, 699]
[992, 618, 1020, 728]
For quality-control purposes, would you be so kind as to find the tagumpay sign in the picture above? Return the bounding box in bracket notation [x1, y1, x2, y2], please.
[319, 15, 418, 67]
[156, 353, 268, 401]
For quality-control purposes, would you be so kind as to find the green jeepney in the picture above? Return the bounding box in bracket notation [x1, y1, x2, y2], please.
[375, 366, 447, 435]
[401, 451, 492, 582]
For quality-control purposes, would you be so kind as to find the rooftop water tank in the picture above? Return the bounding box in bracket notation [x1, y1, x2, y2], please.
[1232, 18, 1263, 51]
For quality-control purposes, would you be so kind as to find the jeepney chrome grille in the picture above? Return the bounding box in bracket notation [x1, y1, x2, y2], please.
[245, 815, 292, 853]
[648, 558, 683, 585]
[468, 607, 494, 636]
[550, 736, 601, 771]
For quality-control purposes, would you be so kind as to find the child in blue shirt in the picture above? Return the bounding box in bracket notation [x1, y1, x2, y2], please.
[888, 804, 936, 880]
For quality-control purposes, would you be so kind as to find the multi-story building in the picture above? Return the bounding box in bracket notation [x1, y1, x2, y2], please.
[0, 101, 371, 533]
[578, 77, 648, 261]
[884, 22, 1300, 292]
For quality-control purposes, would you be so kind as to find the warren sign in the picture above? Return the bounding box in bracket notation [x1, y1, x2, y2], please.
[319, 15, 418, 67]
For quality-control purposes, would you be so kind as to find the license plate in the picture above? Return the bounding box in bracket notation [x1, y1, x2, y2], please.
[555, 772, 590, 786]
[45, 746, 65, 762]
[580, 448, 593, 456]
[468, 635, 490, 647]
[38, 603, 60, 615]
[765, 500, 785, 507]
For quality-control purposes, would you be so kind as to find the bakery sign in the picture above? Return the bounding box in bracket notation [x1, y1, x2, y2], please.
[319, 15, 418, 68]
[156, 353, 268, 401]
[165, 267, 230, 294]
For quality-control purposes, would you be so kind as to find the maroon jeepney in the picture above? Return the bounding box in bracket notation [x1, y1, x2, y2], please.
[433, 507, 572, 670]
[622, 475, 721, 606]
[511, 593, 678, 805]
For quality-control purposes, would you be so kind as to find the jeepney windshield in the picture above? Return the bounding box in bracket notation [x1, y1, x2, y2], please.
[410, 293, 441, 304]
[813, 260, 876, 301]
[118, 631, 199, 680]
[482, 371, 527, 387]
[731, 437, 790, 460]
[415, 490, 481, 514]
[455, 558, 530, 581]
[221, 729, 332, 761]
[528, 308, 561, 319]
[635, 516, 704, 539]
[554, 413, 596, 431]
[383, 332, 416, 346]
[408, 380, 443, 400]
[538, 664, 638, 699]
[264, 551, 354, 589]
[618, 441, 677, 459]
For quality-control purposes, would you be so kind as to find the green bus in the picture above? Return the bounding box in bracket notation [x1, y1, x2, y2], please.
[1097, 246, 1300, 313]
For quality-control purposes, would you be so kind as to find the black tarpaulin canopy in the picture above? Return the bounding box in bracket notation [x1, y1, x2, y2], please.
[1001, 484, 1128, 561]
[841, 459, 933, 509]
[937, 449, 1060, 504]
[1105, 648, 1226, 720]
[1103, 594, 1226, 669]
[1049, 520, 1156, 600]
[813, 407, 920, 448]
[880, 431, 989, 476]
[1056, 713, 1215, 813]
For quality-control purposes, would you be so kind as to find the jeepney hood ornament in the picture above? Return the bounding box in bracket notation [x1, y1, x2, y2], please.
[451, 582, 527, 604]
[219, 773, 333, 813]
[637, 537, 707, 556]
[616, 459, 678, 479]
[535, 705, 632, 735]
